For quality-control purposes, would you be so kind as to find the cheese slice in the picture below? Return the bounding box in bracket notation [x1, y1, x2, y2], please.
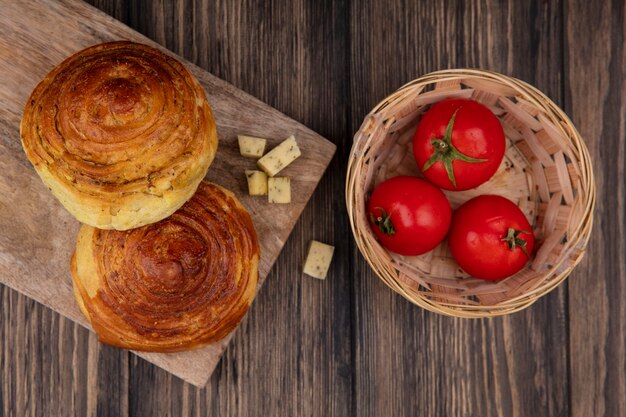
[303, 240, 334, 279]
[245, 170, 268, 195]
[257, 135, 301, 176]
[268, 177, 290, 204]
[238, 135, 267, 158]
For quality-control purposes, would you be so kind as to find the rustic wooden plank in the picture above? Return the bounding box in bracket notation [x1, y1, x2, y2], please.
[349, 1, 570, 416]
[0, 285, 129, 417]
[565, 1, 626, 416]
[109, 0, 354, 415]
[3, 0, 624, 416]
[0, 0, 335, 388]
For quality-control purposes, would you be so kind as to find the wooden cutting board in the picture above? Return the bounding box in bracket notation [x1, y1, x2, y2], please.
[0, 0, 335, 387]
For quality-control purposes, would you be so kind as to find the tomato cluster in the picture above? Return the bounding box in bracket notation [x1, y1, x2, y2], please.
[367, 98, 534, 280]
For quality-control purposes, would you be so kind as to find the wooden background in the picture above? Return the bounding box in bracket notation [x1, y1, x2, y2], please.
[1, 0, 624, 416]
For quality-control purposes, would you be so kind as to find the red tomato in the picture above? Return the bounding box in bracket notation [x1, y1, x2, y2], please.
[367, 176, 452, 256]
[413, 98, 505, 191]
[448, 195, 535, 280]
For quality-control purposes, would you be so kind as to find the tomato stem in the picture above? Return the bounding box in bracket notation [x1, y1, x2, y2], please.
[502, 227, 531, 257]
[369, 208, 395, 236]
[422, 109, 487, 188]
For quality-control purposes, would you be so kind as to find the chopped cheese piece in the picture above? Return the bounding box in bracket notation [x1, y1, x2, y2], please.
[238, 135, 267, 158]
[268, 177, 290, 204]
[245, 170, 268, 196]
[257, 135, 301, 176]
[303, 241, 335, 279]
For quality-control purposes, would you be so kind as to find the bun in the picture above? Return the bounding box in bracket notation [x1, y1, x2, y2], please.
[21, 41, 218, 230]
[71, 182, 259, 352]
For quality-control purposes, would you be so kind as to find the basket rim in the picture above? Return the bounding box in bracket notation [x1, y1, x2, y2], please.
[346, 68, 596, 318]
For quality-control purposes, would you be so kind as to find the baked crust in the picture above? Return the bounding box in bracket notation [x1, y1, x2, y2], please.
[71, 182, 259, 352]
[21, 41, 218, 230]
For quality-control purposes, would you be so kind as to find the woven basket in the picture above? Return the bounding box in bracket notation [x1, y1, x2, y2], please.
[346, 69, 595, 317]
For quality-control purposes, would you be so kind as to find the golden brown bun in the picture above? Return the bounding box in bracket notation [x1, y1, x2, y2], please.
[71, 182, 259, 352]
[21, 41, 218, 230]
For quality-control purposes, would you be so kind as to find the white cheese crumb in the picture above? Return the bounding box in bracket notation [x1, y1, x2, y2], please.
[238, 135, 267, 158]
[245, 170, 268, 196]
[303, 240, 335, 279]
[257, 135, 301, 176]
[268, 177, 291, 203]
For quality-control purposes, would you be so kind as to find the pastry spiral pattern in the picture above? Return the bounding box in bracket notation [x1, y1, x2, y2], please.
[21, 41, 218, 230]
[71, 182, 259, 352]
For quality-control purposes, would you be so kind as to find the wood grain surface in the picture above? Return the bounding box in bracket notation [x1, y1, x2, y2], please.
[566, 1, 626, 416]
[0, 0, 335, 388]
[1, 0, 624, 416]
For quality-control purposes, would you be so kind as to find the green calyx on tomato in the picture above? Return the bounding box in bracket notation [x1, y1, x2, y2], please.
[369, 208, 395, 236]
[367, 176, 452, 256]
[422, 109, 487, 188]
[502, 227, 530, 257]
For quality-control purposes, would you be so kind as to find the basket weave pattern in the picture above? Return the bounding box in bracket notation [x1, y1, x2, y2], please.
[346, 69, 595, 317]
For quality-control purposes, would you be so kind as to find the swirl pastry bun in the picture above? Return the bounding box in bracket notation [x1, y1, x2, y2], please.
[71, 181, 259, 352]
[21, 41, 218, 230]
